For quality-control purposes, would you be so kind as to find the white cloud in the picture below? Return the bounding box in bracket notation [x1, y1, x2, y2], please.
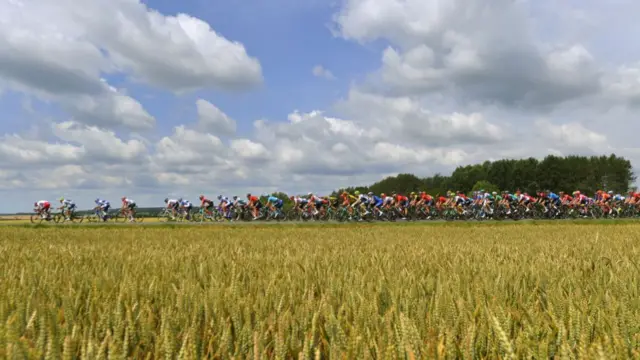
[312, 65, 335, 80]
[196, 99, 236, 135]
[0, 0, 262, 94]
[52, 122, 148, 162]
[535, 120, 607, 150]
[335, 0, 602, 108]
[0, 0, 261, 133]
[231, 139, 270, 160]
[0, 134, 84, 166]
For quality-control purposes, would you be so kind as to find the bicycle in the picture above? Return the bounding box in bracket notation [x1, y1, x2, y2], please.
[30, 209, 54, 224]
[114, 207, 144, 223]
[84, 208, 115, 223]
[53, 209, 83, 224]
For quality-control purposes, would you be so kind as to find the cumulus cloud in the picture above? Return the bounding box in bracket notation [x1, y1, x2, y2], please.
[334, 0, 604, 108]
[196, 99, 237, 135]
[0, 0, 262, 93]
[0, 0, 262, 134]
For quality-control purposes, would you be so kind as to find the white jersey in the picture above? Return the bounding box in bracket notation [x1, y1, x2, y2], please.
[62, 199, 75, 207]
[358, 194, 369, 203]
[180, 199, 192, 207]
[123, 198, 135, 206]
[36, 200, 49, 207]
[167, 199, 179, 206]
[383, 196, 394, 204]
[292, 197, 306, 205]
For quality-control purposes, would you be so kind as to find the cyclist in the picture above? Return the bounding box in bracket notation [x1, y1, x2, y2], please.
[264, 193, 284, 218]
[180, 198, 193, 219]
[34, 200, 51, 219]
[394, 192, 409, 218]
[351, 190, 370, 217]
[290, 195, 308, 215]
[94, 198, 110, 221]
[199, 195, 215, 216]
[370, 192, 384, 216]
[232, 196, 247, 214]
[58, 197, 76, 220]
[164, 198, 180, 219]
[340, 191, 355, 217]
[246, 193, 262, 220]
[121, 196, 136, 222]
[217, 195, 233, 219]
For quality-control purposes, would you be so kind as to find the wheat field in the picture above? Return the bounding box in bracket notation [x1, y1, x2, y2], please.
[1, 223, 639, 359]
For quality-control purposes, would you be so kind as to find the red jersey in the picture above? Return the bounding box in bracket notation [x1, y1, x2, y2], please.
[249, 196, 258, 203]
[396, 195, 408, 202]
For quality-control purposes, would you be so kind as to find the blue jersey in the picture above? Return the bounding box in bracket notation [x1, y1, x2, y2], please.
[180, 200, 192, 207]
[267, 196, 279, 204]
[548, 192, 559, 201]
[95, 199, 109, 206]
[372, 196, 383, 205]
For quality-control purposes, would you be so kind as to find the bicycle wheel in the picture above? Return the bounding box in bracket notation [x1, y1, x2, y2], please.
[72, 213, 84, 223]
[30, 214, 43, 224]
[53, 213, 64, 224]
[114, 212, 125, 223]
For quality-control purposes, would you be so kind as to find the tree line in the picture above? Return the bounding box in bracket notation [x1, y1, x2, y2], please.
[334, 154, 636, 196]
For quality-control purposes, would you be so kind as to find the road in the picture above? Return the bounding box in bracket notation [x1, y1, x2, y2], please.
[2, 217, 636, 227]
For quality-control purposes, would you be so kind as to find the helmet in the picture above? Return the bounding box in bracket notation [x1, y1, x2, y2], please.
[492, 191, 497, 195]
[59, 197, 64, 202]
[289, 196, 294, 200]
[121, 196, 126, 201]
[368, 192, 373, 196]
[33, 202, 37, 207]
[95, 198, 100, 203]
[246, 193, 251, 197]
[411, 192, 416, 195]
[307, 192, 313, 196]
[354, 191, 360, 195]
[199, 195, 204, 200]
[164, 198, 168, 203]
[233, 196, 238, 200]
[608, 191, 613, 195]
[217, 195, 222, 200]
[262, 193, 269, 197]
[381, 193, 386, 197]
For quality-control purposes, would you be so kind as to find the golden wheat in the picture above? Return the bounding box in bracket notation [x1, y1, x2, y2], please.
[1, 223, 639, 359]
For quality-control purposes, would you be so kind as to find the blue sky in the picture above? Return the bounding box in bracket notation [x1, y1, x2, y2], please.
[1, 0, 639, 212]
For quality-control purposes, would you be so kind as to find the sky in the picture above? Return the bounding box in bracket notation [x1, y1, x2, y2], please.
[1, 0, 640, 212]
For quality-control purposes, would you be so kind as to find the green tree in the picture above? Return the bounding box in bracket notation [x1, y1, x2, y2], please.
[332, 154, 635, 196]
[471, 180, 500, 194]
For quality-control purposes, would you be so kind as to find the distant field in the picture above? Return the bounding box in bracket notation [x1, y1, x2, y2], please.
[1, 223, 639, 358]
[0, 215, 30, 221]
